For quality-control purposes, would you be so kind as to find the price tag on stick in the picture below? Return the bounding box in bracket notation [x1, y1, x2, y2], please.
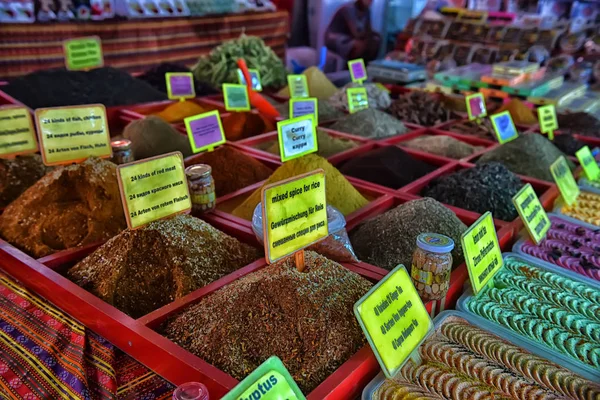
[63, 36, 103, 71]
[461, 212, 504, 295]
[538, 104, 558, 140]
[490, 111, 518, 144]
[183, 110, 226, 153]
[512, 184, 551, 245]
[261, 170, 328, 266]
[348, 58, 368, 84]
[576, 145, 600, 181]
[165, 73, 195, 100]
[289, 98, 318, 123]
[287, 75, 310, 98]
[35, 104, 111, 166]
[347, 88, 369, 114]
[0, 106, 38, 158]
[465, 93, 487, 122]
[237, 68, 263, 92]
[276, 115, 318, 162]
[222, 84, 251, 111]
[550, 156, 580, 206]
[222, 356, 305, 400]
[354, 264, 433, 378]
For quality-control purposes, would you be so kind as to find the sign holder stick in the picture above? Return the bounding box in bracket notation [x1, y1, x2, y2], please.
[294, 250, 305, 272]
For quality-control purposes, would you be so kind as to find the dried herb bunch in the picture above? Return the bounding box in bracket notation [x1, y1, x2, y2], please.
[162, 251, 372, 393]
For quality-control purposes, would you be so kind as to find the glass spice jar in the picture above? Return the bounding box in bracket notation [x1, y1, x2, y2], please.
[172, 382, 209, 400]
[410, 233, 454, 302]
[185, 164, 216, 214]
[110, 139, 134, 165]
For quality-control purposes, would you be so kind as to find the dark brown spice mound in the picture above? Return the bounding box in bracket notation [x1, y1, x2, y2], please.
[184, 146, 273, 197]
[67, 214, 261, 318]
[387, 92, 458, 126]
[557, 112, 600, 137]
[0, 154, 53, 208]
[162, 251, 372, 393]
[0, 157, 126, 258]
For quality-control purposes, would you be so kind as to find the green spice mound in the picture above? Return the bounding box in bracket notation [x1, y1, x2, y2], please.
[350, 198, 467, 270]
[0, 154, 52, 208]
[67, 214, 261, 318]
[123, 116, 193, 160]
[192, 35, 287, 89]
[232, 154, 369, 220]
[260, 128, 358, 158]
[162, 251, 372, 393]
[477, 133, 573, 181]
[328, 108, 408, 140]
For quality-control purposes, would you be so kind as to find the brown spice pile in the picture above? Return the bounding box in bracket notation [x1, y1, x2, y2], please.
[387, 92, 458, 126]
[67, 214, 261, 318]
[448, 119, 496, 141]
[0, 154, 53, 208]
[402, 135, 484, 159]
[0, 158, 126, 258]
[185, 146, 273, 197]
[123, 116, 193, 160]
[162, 251, 372, 393]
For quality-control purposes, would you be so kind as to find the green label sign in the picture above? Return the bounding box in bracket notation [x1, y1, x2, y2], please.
[550, 156, 580, 206]
[276, 114, 318, 162]
[287, 75, 309, 98]
[512, 184, 550, 245]
[538, 104, 558, 140]
[354, 264, 433, 378]
[490, 111, 518, 144]
[222, 356, 305, 400]
[348, 58, 367, 83]
[466, 93, 487, 121]
[461, 212, 503, 295]
[63, 36, 103, 71]
[576, 145, 600, 181]
[347, 88, 369, 114]
[237, 68, 263, 92]
[223, 84, 251, 112]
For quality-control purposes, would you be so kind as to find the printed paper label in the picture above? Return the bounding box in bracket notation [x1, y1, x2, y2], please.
[276, 114, 317, 162]
[63, 36, 103, 71]
[512, 184, 551, 245]
[117, 152, 191, 229]
[466, 93, 487, 120]
[261, 170, 328, 263]
[576, 145, 600, 181]
[461, 212, 503, 295]
[184, 110, 226, 153]
[237, 68, 263, 92]
[223, 84, 251, 111]
[538, 104, 558, 138]
[347, 88, 369, 114]
[287, 75, 309, 98]
[35, 104, 111, 166]
[289, 98, 318, 123]
[550, 156, 580, 206]
[166, 73, 195, 100]
[490, 111, 518, 144]
[348, 58, 367, 83]
[0, 106, 38, 157]
[354, 265, 433, 379]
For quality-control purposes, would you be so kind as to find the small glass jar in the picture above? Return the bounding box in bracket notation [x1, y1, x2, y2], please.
[110, 139, 134, 165]
[410, 233, 454, 302]
[185, 164, 215, 214]
[173, 382, 209, 400]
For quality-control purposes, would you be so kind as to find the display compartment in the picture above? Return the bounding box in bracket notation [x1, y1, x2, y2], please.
[0, 88, 23, 107]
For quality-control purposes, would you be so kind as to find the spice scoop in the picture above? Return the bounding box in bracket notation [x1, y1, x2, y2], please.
[237, 58, 280, 123]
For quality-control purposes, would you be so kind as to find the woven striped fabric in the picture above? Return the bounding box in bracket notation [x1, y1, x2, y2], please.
[0, 273, 174, 400]
[0, 12, 288, 80]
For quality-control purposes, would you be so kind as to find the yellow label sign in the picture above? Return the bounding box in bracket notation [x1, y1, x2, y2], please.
[237, 68, 263, 92]
[348, 58, 367, 83]
[117, 152, 191, 229]
[538, 104, 558, 140]
[63, 36, 103, 71]
[490, 111, 518, 144]
[223, 84, 251, 112]
[0, 106, 38, 158]
[512, 184, 550, 245]
[576, 145, 600, 181]
[165, 72, 196, 100]
[287, 75, 309, 98]
[347, 88, 369, 114]
[261, 170, 328, 263]
[465, 93, 487, 120]
[354, 265, 433, 378]
[276, 115, 318, 162]
[461, 212, 503, 295]
[35, 104, 111, 166]
[289, 98, 318, 123]
[550, 156, 580, 206]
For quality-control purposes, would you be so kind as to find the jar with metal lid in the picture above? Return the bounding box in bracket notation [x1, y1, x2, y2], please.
[185, 164, 215, 214]
[410, 233, 454, 302]
[110, 139, 134, 165]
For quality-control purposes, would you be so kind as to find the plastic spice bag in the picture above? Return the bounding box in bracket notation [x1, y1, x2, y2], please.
[252, 203, 359, 263]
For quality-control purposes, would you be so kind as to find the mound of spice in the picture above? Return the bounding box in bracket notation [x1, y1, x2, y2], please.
[185, 146, 272, 197]
[477, 133, 573, 181]
[277, 66, 339, 99]
[557, 111, 600, 137]
[350, 198, 467, 270]
[123, 116, 192, 160]
[274, 99, 344, 122]
[552, 133, 586, 156]
[0, 154, 52, 208]
[402, 135, 484, 159]
[162, 251, 372, 393]
[340, 146, 437, 189]
[153, 101, 210, 123]
[329, 108, 408, 140]
[328, 82, 392, 111]
[422, 162, 522, 221]
[0, 158, 126, 258]
[387, 92, 458, 126]
[67, 215, 261, 318]
[232, 154, 369, 220]
[3, 67, 167, 109]
[261, 128, 358, 158]
[221, 112, 276, 142]
[448, 119, 496, 141]
[495, 98, 537, 125]
[136, 62, 218, 95]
